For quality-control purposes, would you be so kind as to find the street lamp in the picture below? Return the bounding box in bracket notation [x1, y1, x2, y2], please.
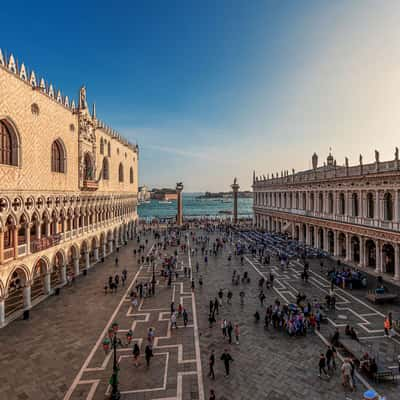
[110, 322, 121, 400]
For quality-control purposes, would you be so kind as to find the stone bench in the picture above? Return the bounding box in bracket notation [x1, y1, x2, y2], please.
[366, 292, 398, 304]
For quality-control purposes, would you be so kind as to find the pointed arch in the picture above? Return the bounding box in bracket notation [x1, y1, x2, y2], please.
[0, 118, 21, 166]
[118, 163, 124, 182]
[51, 139, 67, 173]
[130, 166, 134, 183]
[102, 157, 109, 180]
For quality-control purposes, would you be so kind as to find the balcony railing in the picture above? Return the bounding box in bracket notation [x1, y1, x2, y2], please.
[18, 244, 27, 256]
[30, 234, 61, 253]
[4, 247, 15, 260]
[254, 205, 400, 232]
[82, 180, 99, 191]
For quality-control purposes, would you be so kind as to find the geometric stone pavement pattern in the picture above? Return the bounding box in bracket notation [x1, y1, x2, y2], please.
[0, 227, 400, 400]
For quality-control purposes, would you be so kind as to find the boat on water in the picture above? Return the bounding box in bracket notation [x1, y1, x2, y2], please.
[218, 210, 232, 215]
[158, 200, 172, 204]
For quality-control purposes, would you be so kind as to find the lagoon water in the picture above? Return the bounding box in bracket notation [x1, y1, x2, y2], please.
[138, 193, 253, 219]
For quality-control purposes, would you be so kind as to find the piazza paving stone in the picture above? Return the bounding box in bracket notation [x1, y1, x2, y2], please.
[0, 227, 399, 399]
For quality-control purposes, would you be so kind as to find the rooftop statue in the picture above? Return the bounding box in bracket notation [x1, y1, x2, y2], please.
[375, 149, 380, 163]
[79, 85, 88, 110]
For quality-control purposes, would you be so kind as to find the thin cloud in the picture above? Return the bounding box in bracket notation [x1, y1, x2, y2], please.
[141, 143, 217, 161]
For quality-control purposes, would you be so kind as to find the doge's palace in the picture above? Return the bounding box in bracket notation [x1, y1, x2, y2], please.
[0, 49, 138, 326]
[253, 151, 400, 281]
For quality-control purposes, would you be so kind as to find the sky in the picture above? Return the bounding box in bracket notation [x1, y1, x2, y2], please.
[2, 1, 400, 191]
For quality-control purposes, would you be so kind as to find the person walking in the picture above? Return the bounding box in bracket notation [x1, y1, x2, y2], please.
[239, 290, 245, 305]
[227, 290, 233, 304]
[209, 389, 216, 400]
[132, 343, 140, 367]
[214, 298, 219, 315]
[145, 344, 153, 368]
[220, 349, 233, 377]
[341, 358, 354, 391]
[234, 323, 240, 344]
[221, 319, 227, 338]
[115, 256, 119, 267]
[183, 308, 189, 327]
[227, 321, 233, 344]
[318, 353, 330, 378]
[171, 312, 178, 329]
[208, 350, 215, 380]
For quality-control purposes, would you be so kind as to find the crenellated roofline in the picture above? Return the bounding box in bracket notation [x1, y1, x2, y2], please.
[0, 48, 138, 153]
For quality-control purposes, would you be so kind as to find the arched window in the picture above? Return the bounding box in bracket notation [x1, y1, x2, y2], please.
[384, 192, 393, 221]
[118, 163, 124, 182]
[100, 138, 104, 155]
[352, 193, 359, 217]
[319, 192, 324, 213]
[367, 193, 374, 218]
[51, 140, 66, 173]
[129, 167, 134, 183]
[339, 193, 345, 215]
[310, 192, 314, 211]
[103, 157, 109, 180]
[0, 120, 18, 166]
[108, 142, 111, 157]
[328, 192, 334, 214]
[302, 192, 306, 210]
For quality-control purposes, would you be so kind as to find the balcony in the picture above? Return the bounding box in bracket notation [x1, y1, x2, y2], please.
[82, 180, 98, 191]
[30, 234, 61, 253]
[254, 205, 400, 232]
[3, 247, 15, 261]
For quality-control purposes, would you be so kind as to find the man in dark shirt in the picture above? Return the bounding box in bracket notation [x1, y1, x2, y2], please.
[220, 349, 233, 376]
[208, 350, 215, 380]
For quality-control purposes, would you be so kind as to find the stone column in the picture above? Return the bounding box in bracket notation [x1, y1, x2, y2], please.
[176, 182, 184, 226]
[26, 224, 31, 255]
[74, 257, 79, 276]
[375, 191, 380, 220]
[395, 191, 399, 223]
[375, 240, 382, 273]
[94, 247, 99, 262]
[85, 251, 90, 269]
[345, 233, 351, 262]
[231, 178, 240, 224]
[102, 243, 106, 258]
[23, 285, 31, 310]
[44, 273, 51, 295]
[333, 231, 339, 257]
[323, 228, 329, 252]
[13, 226, 18, 259]
[0, 299, 4, 327]
[394, 244, 400, 281]
[108, 240, 113, 254]
[359, 236, 365, 268]
[305, 225, 310, 245]
[61, 265, 67, 284]
[0, 230, 4, 264]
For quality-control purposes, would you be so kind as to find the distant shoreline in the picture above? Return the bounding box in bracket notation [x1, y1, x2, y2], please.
[196, 191, 253, 199]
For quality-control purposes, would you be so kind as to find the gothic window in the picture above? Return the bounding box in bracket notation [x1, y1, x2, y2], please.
[130, 167, 134, 183]
[51, 139, 66, 173]
[367, 193, 374, 218]
[0, 120, 19, 166]
[100, 138, 104, 155]
[384, 192, 393, 221]
[108, 142, 111, 157]
[103, 157, 109, 180]
[118, 163, 124, 182]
